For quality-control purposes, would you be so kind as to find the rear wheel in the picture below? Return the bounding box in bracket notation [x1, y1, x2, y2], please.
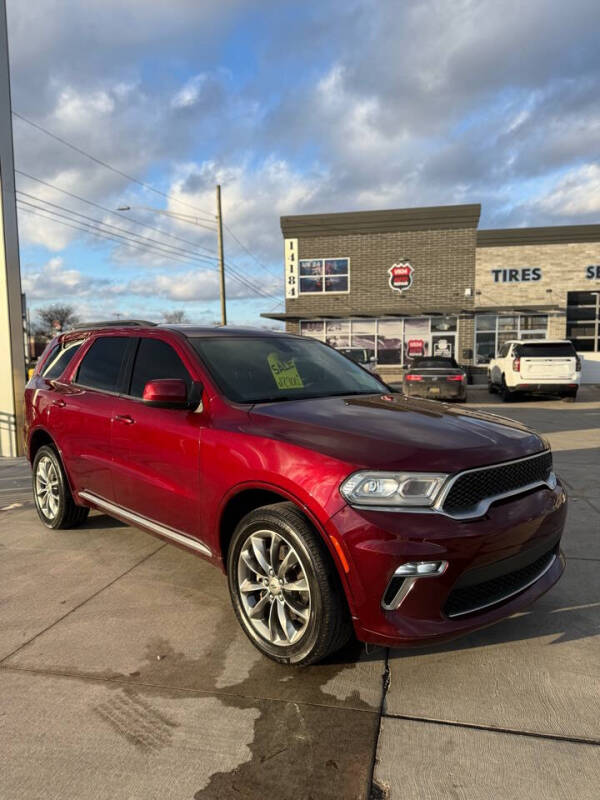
[227, 502, 351, 665]
[33, 445, 89, 529]
[500, 376, 515, 402]
[561, 390, 578, 402]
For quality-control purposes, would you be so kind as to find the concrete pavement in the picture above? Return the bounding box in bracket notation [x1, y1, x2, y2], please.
[1, 390, 599, 798]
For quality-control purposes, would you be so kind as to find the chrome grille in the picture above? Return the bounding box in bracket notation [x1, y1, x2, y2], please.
[442, 451, 553, 515]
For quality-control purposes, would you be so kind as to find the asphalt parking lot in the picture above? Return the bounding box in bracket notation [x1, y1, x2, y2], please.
[1, 388, 599, 799]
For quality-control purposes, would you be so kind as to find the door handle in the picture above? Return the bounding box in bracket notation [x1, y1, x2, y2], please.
[52, 399, 66, 408]
[112, 414, 135, 425]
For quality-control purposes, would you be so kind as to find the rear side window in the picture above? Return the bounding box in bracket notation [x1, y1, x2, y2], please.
[129, 338, 191, 398]
[41, 341, 83, 380]
[76, 336, 130, 393]
[515, 343, 576, 358]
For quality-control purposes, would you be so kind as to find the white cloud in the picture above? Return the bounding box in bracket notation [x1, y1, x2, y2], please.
[21, 256, 119, 299]
[127, 267, 281, 302]
[536, 163, 600, 217]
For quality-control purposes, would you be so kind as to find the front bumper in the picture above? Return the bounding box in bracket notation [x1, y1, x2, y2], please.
[328, 480, 567, 647]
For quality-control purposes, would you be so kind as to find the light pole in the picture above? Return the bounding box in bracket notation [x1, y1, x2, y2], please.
[117, 184, 227, 326]
[0, 0, 26, 456]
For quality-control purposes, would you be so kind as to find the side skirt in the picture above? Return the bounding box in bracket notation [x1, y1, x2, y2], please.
[78, 490, 212, 557]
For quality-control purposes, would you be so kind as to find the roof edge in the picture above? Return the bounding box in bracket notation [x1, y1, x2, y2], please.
[477, 224, 600, 247]
[281, 203, 481, 238]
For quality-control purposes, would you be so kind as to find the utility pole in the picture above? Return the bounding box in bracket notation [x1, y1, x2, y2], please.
[216, 184, 226, 326]
[0, 0, 25, 456]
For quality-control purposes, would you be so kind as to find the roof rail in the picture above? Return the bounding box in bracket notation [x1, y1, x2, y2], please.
[70, 319, 157, 330]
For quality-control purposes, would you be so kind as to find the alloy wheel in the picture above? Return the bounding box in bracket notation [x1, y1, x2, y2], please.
[236, 529, 311, 646]
[35, 455, 60, 520]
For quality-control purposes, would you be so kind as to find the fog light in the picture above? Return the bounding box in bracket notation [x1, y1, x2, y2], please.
[381, 560, 449, 611]
[395, 561, 447, 577]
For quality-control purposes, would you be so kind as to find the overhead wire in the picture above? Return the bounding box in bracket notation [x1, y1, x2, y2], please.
[13, 110, 216, 220]
[13, 111, 283, 301]
[15, 169, 219, 257]
[17, 200, 281, 300]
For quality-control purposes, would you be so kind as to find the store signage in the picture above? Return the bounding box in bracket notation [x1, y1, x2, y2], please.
[284, 238, 299, 299]
[407, 338, 425, 357]
[433, 338, 451, 358]
[586, 265, 600, 279]
[388, 260, 414, 292]
[491, 268, 542, 283]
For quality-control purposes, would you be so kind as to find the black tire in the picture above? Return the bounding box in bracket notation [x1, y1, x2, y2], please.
[487, 377, 496, 394]
[500, 376, 515, 402]
[32, 445, 89, 530]
[227, 502, 352, 665]
[561, 392, 577, 402]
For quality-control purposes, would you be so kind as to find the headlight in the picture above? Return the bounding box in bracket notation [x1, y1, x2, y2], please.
[340, 471, 449, 508]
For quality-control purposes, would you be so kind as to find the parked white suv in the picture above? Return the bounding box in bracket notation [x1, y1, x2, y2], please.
[488, 339, 581, 401]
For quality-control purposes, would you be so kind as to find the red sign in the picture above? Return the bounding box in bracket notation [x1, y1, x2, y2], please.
[388, 261, 414, 292]
[407, 338, 424, 356]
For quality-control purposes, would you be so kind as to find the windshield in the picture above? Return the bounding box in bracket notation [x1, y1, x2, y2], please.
[190, 336, 386, 403]
[410, 357, 458, 369]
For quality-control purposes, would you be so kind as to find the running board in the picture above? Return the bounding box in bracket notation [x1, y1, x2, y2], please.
[78, 490, 212, 557]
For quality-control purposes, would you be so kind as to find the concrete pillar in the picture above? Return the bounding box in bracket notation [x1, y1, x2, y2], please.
[0, 0, 25, 457]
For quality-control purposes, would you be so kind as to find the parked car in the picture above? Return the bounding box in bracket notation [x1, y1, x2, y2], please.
[25, 322, 566, 665]
[488, 339, 581, 401]
[403, 356, 467, 401]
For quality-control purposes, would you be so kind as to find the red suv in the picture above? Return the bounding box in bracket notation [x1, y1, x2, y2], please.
[24, 322, 566, 665]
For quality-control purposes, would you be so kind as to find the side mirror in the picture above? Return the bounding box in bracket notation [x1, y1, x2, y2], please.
[142, 378, 190, 408]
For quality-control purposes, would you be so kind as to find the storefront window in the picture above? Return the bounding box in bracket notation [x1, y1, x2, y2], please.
[377, 320, 403, 364]
[404, 318, 430, 360]
[351, 320, 376, 359]
[325, 320, 350, 348]
[475, 333, 496, 364]
[474, 314, 548, 363]
[298, 316, 458, 366]
[299, 258, 349, 294]
[431, 316, 457, 333]
[299, 320, 325, 340]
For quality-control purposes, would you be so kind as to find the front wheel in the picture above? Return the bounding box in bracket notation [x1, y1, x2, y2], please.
[33, 445, 89, 529]
[227, 502, 351, 665]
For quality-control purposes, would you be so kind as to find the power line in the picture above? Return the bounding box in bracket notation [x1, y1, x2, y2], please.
[12, 111, 283, 301]
[15, 169, 219, 257]
[224, 222, 281, 278]
[16, 191, 219, 266]
[17, 201, 281, 301]
[12, 110, 215, 220]
[17, 200, 212, 265]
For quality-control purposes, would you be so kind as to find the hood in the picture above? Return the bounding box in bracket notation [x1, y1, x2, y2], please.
[248, 393, 546, 472]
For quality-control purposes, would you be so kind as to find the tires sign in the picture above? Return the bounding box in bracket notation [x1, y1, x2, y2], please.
[388, 261, 414, 293]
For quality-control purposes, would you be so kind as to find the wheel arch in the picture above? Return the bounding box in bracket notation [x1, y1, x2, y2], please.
[217, 482, 355, 614]
[28, 427, 57, 463]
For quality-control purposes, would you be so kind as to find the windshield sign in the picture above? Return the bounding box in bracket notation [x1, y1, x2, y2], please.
[190, 336, 385, 404]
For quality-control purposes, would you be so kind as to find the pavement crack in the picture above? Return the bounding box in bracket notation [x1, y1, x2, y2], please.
[0, 543, 166, 665]
[382, 712, 600, 747]
[367, 648, 390, 800]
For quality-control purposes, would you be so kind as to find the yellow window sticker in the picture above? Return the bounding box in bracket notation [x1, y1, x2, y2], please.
[267, 352, 304, 390]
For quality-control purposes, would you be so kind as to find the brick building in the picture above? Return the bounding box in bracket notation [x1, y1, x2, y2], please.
[262, 204, 600, 381]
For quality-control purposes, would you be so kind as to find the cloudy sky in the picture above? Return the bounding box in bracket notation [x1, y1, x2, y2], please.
[7, 0, 600, 326]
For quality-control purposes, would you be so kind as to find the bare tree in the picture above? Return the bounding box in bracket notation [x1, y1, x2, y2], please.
[162, 310, 189, 324]
[35, 304, 80, 338]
